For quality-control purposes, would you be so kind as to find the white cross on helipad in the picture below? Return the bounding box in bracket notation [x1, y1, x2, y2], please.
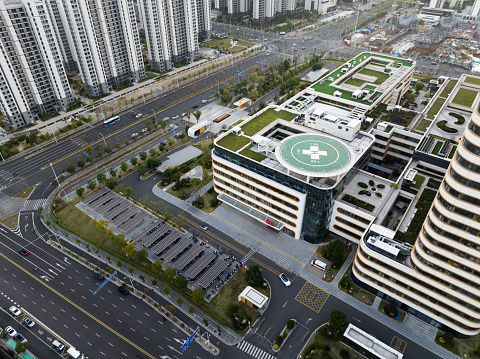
[302, 146, 327, 160]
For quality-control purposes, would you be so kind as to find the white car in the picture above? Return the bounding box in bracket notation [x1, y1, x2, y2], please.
[5, 326, 17, 338]
[22, 317, 35, 328]
[135, 113, 143, 118]
[279, 273, 291, 287]
[172, 115, 179, 119]
[9, 306, 21, 317]
[202, 99, 208, 103]
[311, 259, 327, 271]
[141, 128, 147, 133]
[131, 132, 138, 138]
[201, 225, 208, 231]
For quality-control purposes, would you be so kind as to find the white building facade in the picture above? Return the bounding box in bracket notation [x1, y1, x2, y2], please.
[139, 0, 209, 72]
[304, 0, 336, 14]
[353, 103, 480, 336]
[61, 0, 145, 96]
[0, 0, 72, 129]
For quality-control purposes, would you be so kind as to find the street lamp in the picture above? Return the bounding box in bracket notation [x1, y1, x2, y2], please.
[98, 133, 106, 147]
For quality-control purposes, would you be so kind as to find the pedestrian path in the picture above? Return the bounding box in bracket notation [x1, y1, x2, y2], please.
[240, 248, 256, 263]
[21, 198, 47, 212]
[186, 180, 213, 203]
[237, 341, 276, 359]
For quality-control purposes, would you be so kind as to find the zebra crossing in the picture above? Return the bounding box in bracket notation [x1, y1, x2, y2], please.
[237, 341, 276, 359]
[240, 248, 256, 264]
[70, 138, 87, 147]
[0, 170, 15, 186]
[10, 226, 22, 237]
[21, 198, 47, 212]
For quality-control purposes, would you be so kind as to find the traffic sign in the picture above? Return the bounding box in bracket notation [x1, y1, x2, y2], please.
[181, 333, 195, 352]
[238, 71, 244, 77]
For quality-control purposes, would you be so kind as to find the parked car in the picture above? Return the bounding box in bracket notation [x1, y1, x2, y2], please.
[5, 326, 17, 338]
[15, 333, 27, 343]
[279, 273, 291, 287]
[131, 133, 138, 138]
[311, 259, 327, 271]
[22, 317, 35, 328]
[92, 272, 104, 280]
[135, 113, 143, 118]
[52, 340, 65, 351]
[141, 128, 147, 133]
[9, 306, 21, 317]
[172, 115, 179, 119]
[118, 286, 129, 295]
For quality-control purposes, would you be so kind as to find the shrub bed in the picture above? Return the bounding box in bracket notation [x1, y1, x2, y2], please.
[437, 120, 458, 134]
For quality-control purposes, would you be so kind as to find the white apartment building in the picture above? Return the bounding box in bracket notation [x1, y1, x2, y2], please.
[354, 103, 480, 336]
[0, 0, 73, 129]
[60, 0, 145, 96]
[252, 0, 276, 21]
[139, 0, 209, 72]
[305, 0, 336, 14]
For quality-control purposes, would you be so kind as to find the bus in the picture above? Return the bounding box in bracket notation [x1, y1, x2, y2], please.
[104, 115, 120, 127]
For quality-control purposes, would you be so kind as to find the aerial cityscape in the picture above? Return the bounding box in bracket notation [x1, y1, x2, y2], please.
[0, 0, 479, 358]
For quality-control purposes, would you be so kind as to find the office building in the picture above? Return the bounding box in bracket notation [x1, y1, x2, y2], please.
[61, 0, 145, 96]
[305, 0, 336, 14]
[0, 0, 73, 129]
[353, 102, 480, 336]
[139, 0, 210, 72]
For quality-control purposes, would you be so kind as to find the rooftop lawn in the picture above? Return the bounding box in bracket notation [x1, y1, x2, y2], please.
[344, 77, 366, 87]
[464, 77, 480, 86]
[440, 79, 458, 98]
[426, 97, 446, 120]
[216, 133, 250, 151]
[241, 108, 297, 136]
[358, 68, 389, 85]
[239, 145, 267, 162]
[452, 88, 478, 108]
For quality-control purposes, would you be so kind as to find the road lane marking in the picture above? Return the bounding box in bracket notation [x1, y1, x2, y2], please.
[0, 251, 158, 359]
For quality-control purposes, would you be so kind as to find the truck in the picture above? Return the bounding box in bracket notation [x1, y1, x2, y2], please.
[67, 347, 85, 359]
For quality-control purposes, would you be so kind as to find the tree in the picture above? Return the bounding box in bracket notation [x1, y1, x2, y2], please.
[168, 305, 176, 316]
[116, 259, 122, 268]
[312, 62, 324, 71]
[164, 287, 170, 295]
[176, 297, 183, 306]
[120, 161, 128, 172]
[77, 159, 85, 168]
[105, 178, 117, 189]
[189, 305, 195, 314]
[138, 165, 146, 177]
[51, 179, 58, 187]
[415, 82, 424, 92]
[109, 168, 117, 177]
[325, 240, 345, 267]
[385, 303, 397, 317]
[104, 146, 112, 153]
[124, 242, 137, 257]
[76, 187, 85, 197]
[139, 151, 147, 161]
[164, 267, 176, 281]
[97, 173, 107, 183]
[152, 260, 163, 273]
[175, 275, 188, 289]
[193, 110, 202, 122]
[149, 148, 157, 157]
[245, 264, 263, 286]
[124, 187, 134, 198]
[329, 310, 348, 334]
[86, 180, 96, 191]
[15, 342, 29, 354]
[130, 157, 138, 166]
[192, 288, 205, 303]
[146, 157, 160, 169]
[66, 164, 75, 173]
[85, 146, 93, 156]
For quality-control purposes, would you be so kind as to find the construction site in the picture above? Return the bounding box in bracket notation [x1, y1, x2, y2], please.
[349, 2, 480, 71]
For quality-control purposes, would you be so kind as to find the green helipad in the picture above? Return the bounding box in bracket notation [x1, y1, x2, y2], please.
[276, 134, 354, 177]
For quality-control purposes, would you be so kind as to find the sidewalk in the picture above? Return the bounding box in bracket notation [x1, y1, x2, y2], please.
[186, 180, 213, 204]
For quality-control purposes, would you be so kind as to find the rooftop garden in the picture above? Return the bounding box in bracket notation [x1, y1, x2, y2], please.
[216, 133, 250, 151]
[426, 97, 446, 120]
[440, 79, 458, 98]
[464, 76, 480, 86]
[239, 145, 267, 162]
[358, 68, 389, 84]
[241, 108, 297, 136]
[452, 88, 477, 108]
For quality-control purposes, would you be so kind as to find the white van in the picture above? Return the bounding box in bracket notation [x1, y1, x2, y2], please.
[67, 347, 85, 359]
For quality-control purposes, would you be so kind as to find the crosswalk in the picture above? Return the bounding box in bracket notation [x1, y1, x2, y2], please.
[237, 341, 276, 359]
[70, 138, 87, 147]
[0, 170, 15, 186]
[21, 198, 47, 212]
[240, 248, 256, 264]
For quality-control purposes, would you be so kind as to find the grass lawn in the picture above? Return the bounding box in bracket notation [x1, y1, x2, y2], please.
[338, 264, 376, 306]
[377, 300, 406, 323]
[166, 172, 213, 200]
[426, 97, 446, 120]
[432, 141, 443, 155]
[197, 190, 220, 214]
[216, 133, 250, 151]
[0, 213, 19, 229]
[417, 119, 432, 132]
[239, 145, 267, 162]
[464, 77, 480, 86]
[449, 145, 457, 159]
[452, 88, 477, 107]
[205, 269, 264, 335]
[358, 68, 389, 84]
[344, 77, 366, 87]
[302, 326, 364, 359]
[12, 186, 35, 199]
[412, 174, 425, 189]
[435, 330, 480, 358]
[242, 109, 297, 136]
[203, 38, 253, 53]
[440, 79, 458, 98]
